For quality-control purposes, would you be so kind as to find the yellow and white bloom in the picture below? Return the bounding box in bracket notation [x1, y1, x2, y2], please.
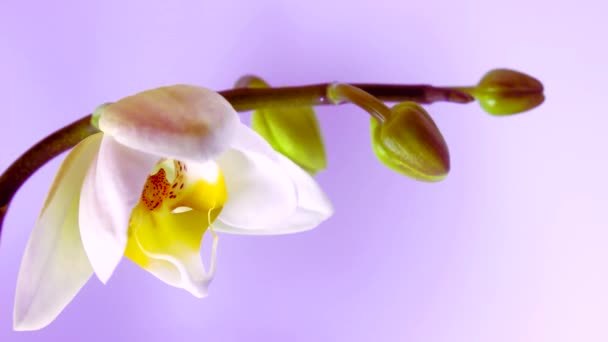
[13, 85, 333, 331]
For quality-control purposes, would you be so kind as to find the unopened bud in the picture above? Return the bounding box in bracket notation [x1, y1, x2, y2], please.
[238, 76, 327, 174]
[371, 102, 450, 182]
[473, 69, 544, 115]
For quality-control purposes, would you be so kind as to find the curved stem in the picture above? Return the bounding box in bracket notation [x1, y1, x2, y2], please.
[0, 117, 99, 236]
[326, 83, 393, 123]
[0, 82, 473, 240]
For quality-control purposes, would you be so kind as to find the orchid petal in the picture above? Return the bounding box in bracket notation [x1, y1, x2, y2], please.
[79, 135, 158, 283]
[14, 133, 102, 331]
[274, 154, 333, 231]
[227, 122, 282, 161]
[214, 124, 298, 232]
[214, 154, 333, 235]
[99, 85, 239, 162]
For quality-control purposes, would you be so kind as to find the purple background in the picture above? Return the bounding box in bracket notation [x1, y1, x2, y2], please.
[1, 0, 606, 341]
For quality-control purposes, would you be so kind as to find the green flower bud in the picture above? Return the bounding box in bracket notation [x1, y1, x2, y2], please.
[241, 76, 327, 174]
[371, 102, 450, 182]
[473, 69, 545, 115]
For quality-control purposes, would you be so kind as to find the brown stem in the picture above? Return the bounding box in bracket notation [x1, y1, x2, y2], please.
[326, 83, 392, 123]
[219, 83, 472, 111]
[0, 117, 99, 236]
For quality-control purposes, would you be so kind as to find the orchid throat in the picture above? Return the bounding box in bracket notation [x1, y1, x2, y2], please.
[125, 158, 227, 298]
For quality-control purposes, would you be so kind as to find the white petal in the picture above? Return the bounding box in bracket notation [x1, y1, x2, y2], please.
[14, 133, 102, 331]
[213, 154, 333, 235]
[99, 85, 239, 162]
[277, 154, 333, 220]
[213, 124, 298, 232]
[228, 122, 281, 161]
[79, 135, 158, 283]
[276, 154, 333, 230]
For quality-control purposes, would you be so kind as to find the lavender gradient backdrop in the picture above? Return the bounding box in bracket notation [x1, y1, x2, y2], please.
[1, 0, 606, 341]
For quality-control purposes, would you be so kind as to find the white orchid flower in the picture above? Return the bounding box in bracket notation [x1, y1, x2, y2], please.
[13, 85, 333, 331]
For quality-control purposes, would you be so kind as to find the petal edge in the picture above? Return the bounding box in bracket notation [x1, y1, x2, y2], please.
[79, 135, 158, 283]
[14, 133, 102, 331]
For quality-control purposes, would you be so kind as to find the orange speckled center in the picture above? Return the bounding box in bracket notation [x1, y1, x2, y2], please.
[140, 161, 187, 211]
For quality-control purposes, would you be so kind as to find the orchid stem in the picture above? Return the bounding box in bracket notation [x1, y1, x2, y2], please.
[326, 83, 393, 123]
[0, 82, 473, 240]
[220, 83, 473, 111]
[0, 117, 99, 236]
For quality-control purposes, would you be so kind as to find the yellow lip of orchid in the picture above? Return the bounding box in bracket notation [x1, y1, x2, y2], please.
[13, 84, 333, 331]
[125, 159, 227, 298]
